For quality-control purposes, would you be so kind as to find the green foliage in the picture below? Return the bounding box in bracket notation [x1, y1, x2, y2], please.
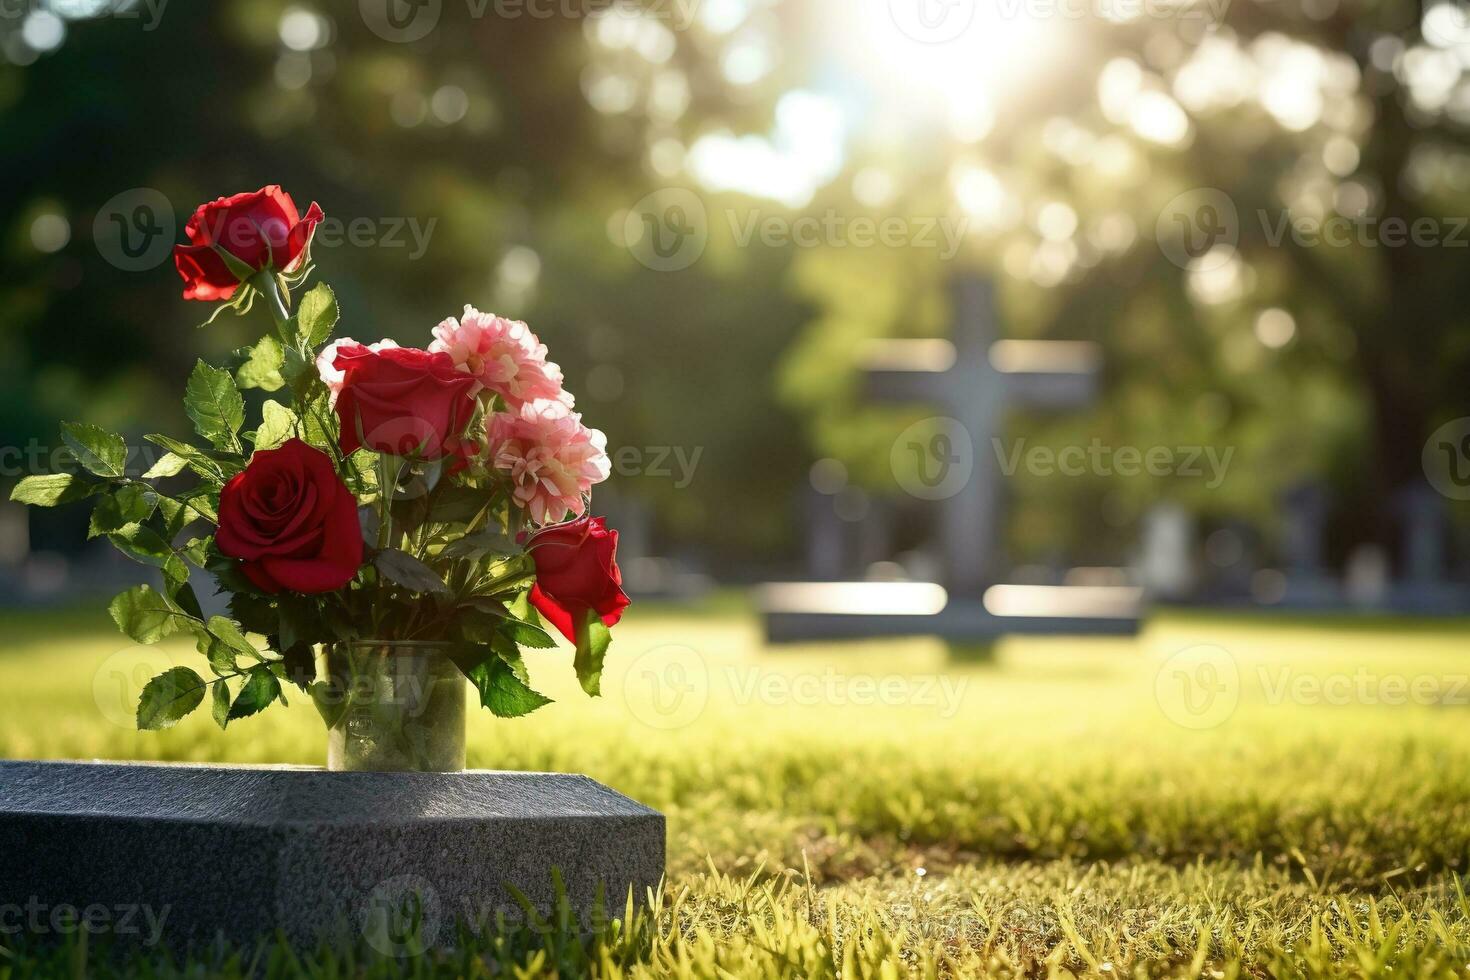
[142, 452, 190, 479]
[108, 585, 196, 644]
[87, 484, 157, 538]
[135, 666, 207, 730]
[452, 644, 554, 718]
[60, 421, 128, 478]
[227, 666, 282, 721]
[572, 610, 611, 697]
[235, 334, 286, 392]
[184, 360, 245, 452]
[374, 549, 451, 595]
[252, 400, 297, 450]
[295, 283, 339, 347]
[8, 473, 100, 507]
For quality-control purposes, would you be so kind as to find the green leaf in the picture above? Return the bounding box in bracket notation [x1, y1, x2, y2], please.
[573, 609, 612, 698]
[206, 616, 259, 662]
[441, 529, 519, 561]
[297, 283, 339, 347]
[108, 585, 195, 644]
[426, 485, 494, 525]
[88, 485, 157, 538]
[198, 635, 238, 676]
[274, 594, 345, 651]
[60, 422, 128, 478]
[184, 360, 245, 451]
[107, 524, 174, 568]
[142, 452, 189, 479]
[253, 400, 297, 451]
[236, 335, 286, 392]
[180, 536, 212, 567]
[9, 474, 100, 507]
[136, 667, 208, 731]
[228, 666, 282, 721]
[281, 344, 315, 392]
[281, 642, 316, 691]
[453, 647, 553, 719]
[145, 434, 242, 483]
[502, 618, 557, 650]
[229, 593, 278, 636]
[496, 644, 533, 687]
[211, 680, 232, 730]
[374, 549, 451, 596]
[310, 681, 348, 730]
[162, 563, 204, 620]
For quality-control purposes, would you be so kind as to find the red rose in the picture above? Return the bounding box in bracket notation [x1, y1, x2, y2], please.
[333, 344, 480, 460]
[215, 439, 362, 594]
[172, 186, 324, 302]
[526, 516, 630, 642]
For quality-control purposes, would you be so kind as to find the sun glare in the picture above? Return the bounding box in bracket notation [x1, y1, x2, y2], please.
[837, 0, 1065, 136]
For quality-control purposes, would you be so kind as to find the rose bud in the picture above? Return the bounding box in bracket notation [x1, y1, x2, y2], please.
[332, 344, 481, 460]
[215, 439, 362, 594]
[172, 185, 324, 302]
[525, 515, 630, 643]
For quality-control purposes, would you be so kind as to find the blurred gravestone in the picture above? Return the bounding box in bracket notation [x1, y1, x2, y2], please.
[1137, 503, 1196, 601]
[598, 492, 709, 600]
[1390, 483, 1468, 611]
[1275, 482, 1342, 607]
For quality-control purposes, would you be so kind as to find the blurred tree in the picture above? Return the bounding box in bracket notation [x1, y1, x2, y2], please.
[0, 0, 810, 563]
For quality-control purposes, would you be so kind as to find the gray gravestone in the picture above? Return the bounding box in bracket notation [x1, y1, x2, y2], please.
[1275, 482, 1342, 607]
[0, 761, 664, 949]
[1138, 504, 1196, 601]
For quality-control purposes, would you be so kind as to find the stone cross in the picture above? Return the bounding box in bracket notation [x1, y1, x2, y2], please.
[863, 276, 1102, 594]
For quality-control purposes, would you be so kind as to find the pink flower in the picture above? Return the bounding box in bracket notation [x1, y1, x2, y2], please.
[315, 338, 398, 406]
[486, 399, 611, 525]
[429, 306, 572, 409]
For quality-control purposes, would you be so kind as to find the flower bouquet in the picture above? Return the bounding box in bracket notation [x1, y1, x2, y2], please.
[10, 186, 629, 772]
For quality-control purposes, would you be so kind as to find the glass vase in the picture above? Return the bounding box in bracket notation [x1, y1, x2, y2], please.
[324, 642, 467, 773]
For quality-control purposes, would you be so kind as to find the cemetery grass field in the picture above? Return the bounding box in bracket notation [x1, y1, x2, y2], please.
[4, 598, 1470, 977]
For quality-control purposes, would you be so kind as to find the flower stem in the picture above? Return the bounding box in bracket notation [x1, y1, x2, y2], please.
[252, 271, 292, 336]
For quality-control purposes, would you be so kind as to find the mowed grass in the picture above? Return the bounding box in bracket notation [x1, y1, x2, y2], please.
[3, 597, 1470, 977]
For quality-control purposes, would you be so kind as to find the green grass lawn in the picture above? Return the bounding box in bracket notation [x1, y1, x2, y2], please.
[4, 598, 1470, 977]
